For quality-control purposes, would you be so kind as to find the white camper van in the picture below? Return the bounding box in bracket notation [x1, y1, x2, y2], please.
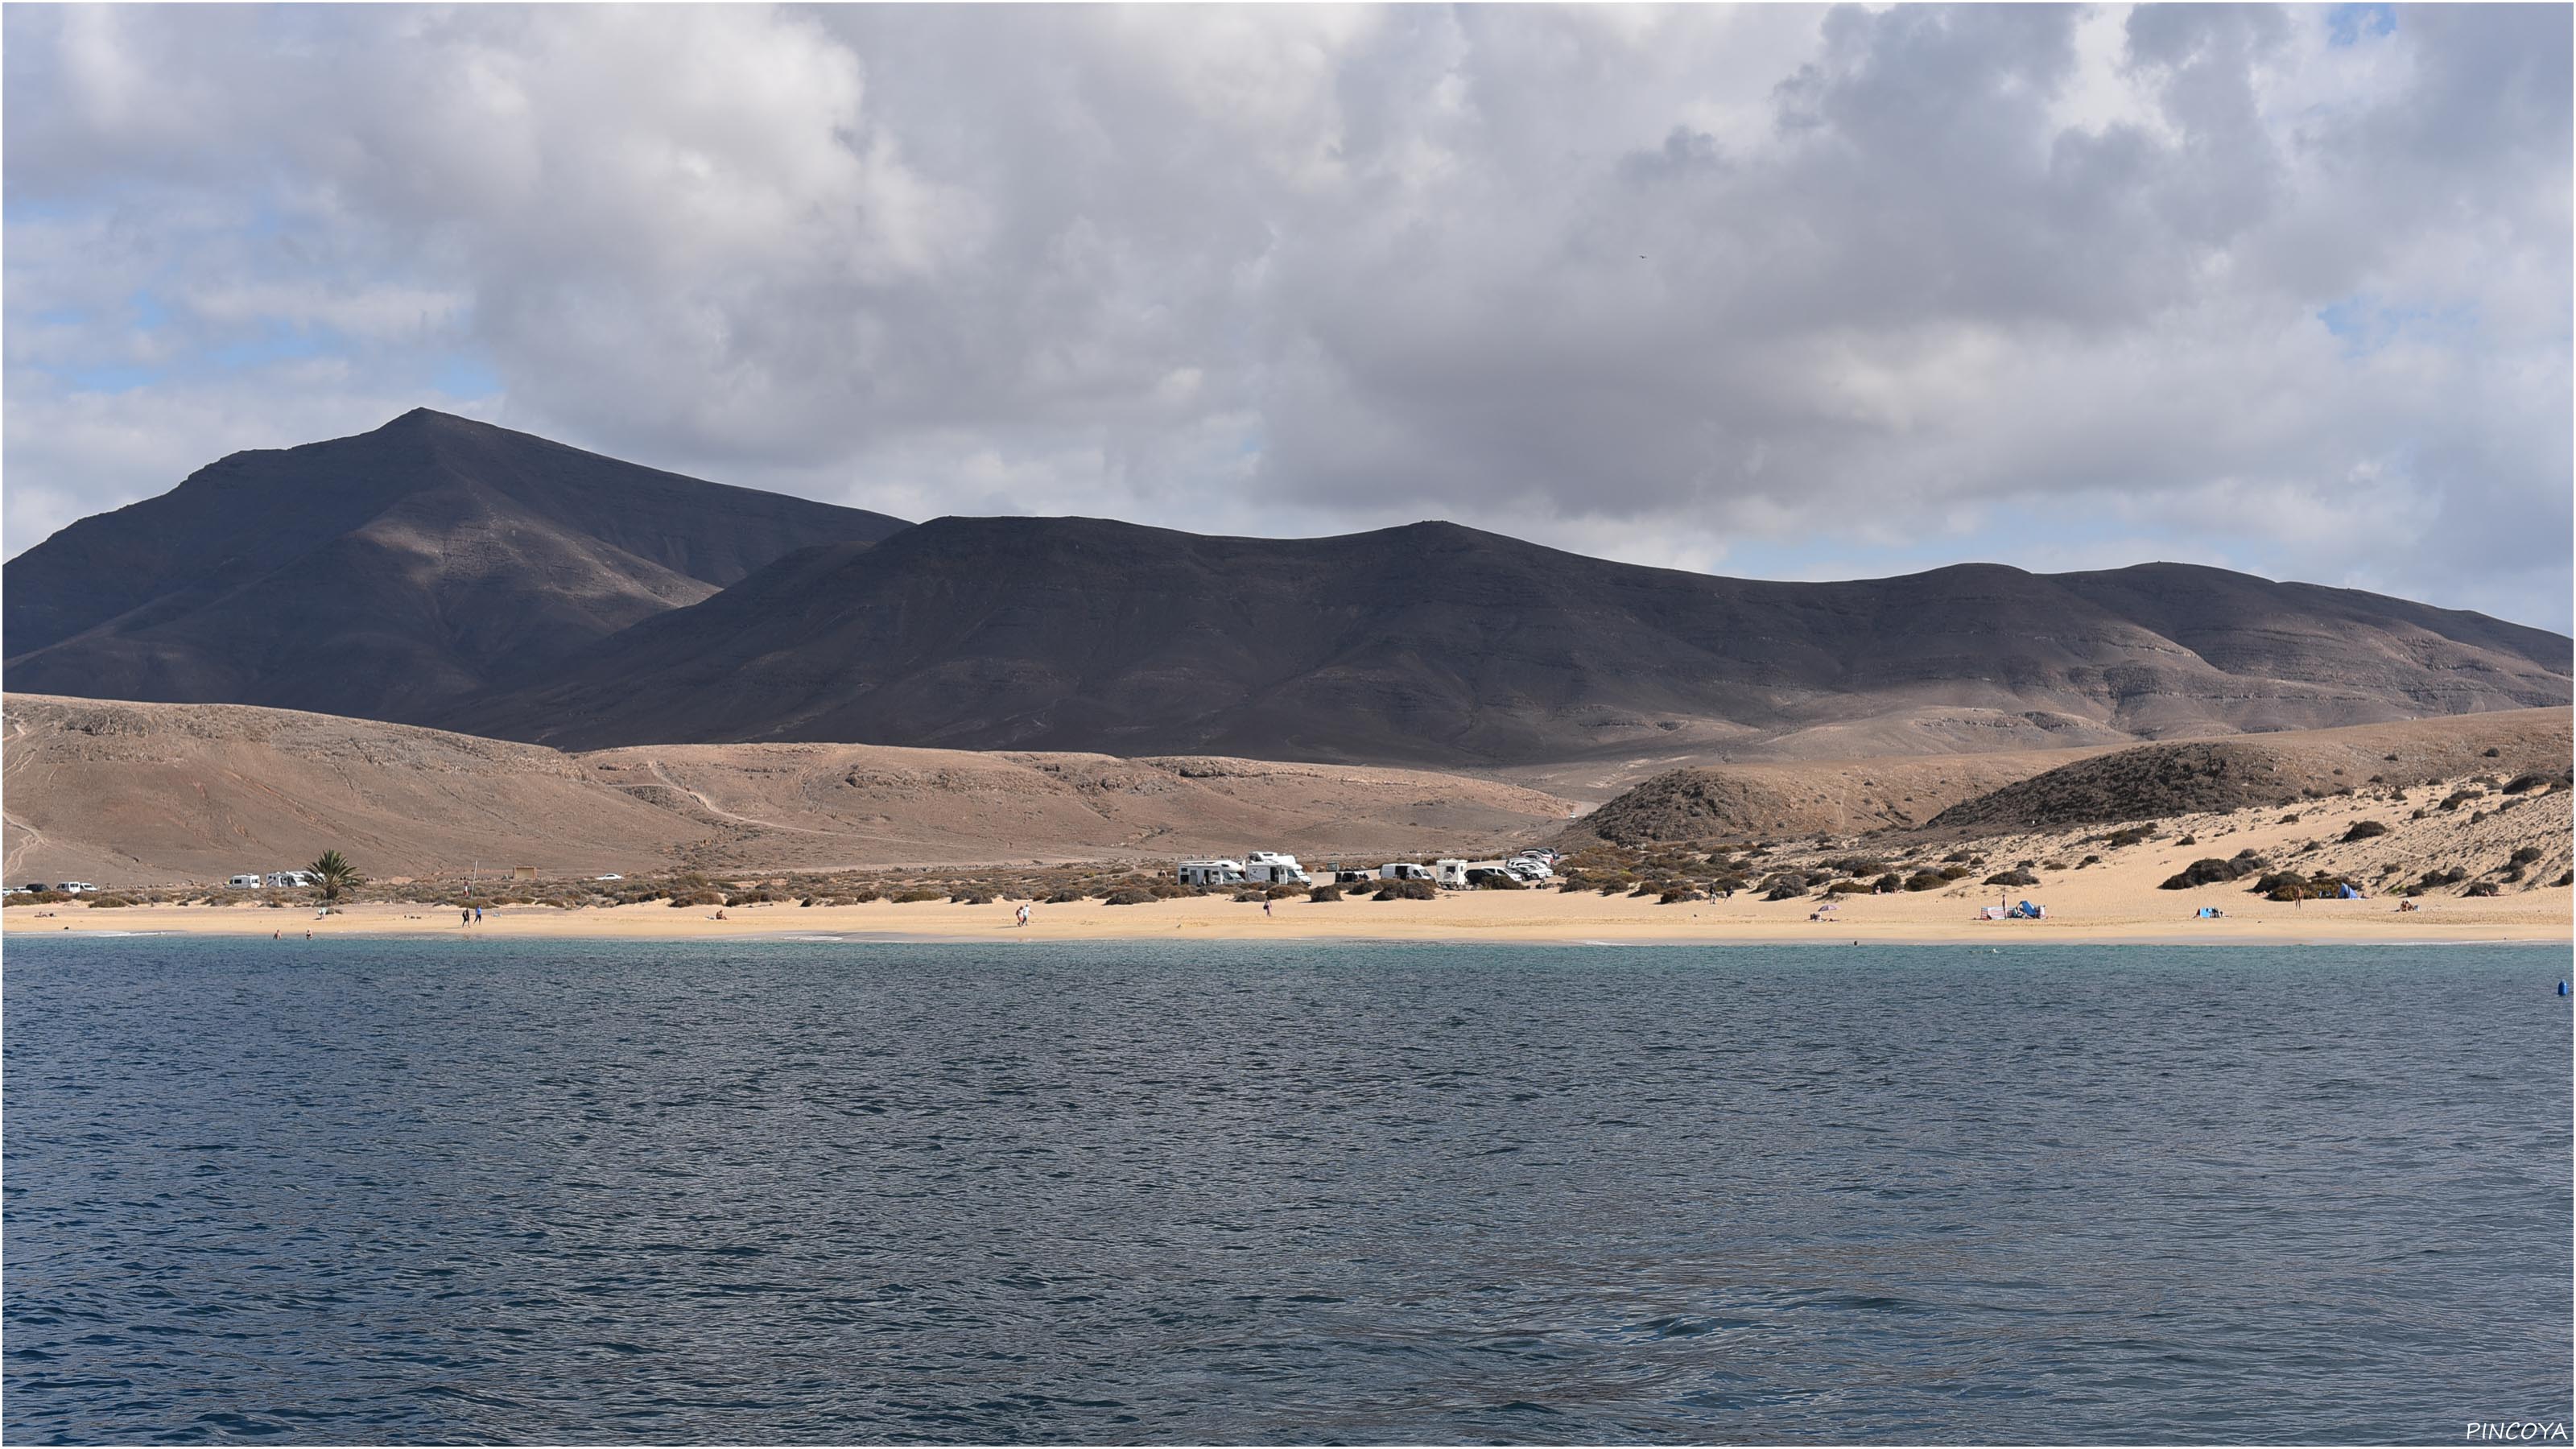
[1377, 863, 1435, 881]
[264, 870, 314, 890]
[226, 874, 262, 889]
[1177, 859, 1246, 887]
[1437, 859, 1521, 890]
[1240, 851, 1311, 886]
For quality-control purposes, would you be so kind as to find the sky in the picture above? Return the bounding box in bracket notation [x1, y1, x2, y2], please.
[5, 3, 2570, 630]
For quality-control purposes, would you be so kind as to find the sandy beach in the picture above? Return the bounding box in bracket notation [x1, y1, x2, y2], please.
[14, 882, 2566, 946]
[14, 762, 2567, 948]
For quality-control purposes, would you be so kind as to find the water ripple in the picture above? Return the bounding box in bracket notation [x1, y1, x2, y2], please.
[4, 939, 2567, 1443]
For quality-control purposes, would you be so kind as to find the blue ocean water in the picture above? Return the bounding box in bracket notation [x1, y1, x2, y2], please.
[3, 937, 2568, 1444]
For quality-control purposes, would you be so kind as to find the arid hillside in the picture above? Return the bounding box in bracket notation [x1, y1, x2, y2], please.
[1, 695, 1578, 886]
[1575, 710, 2571, 845]
[452, 517, 2572, 761]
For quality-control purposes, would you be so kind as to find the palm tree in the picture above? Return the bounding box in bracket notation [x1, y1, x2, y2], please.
[306, 849, 366, 905]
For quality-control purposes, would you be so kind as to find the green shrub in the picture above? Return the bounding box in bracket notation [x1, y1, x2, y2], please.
[1308, 884, 1343, 902]
[2105, 827, 2153, 848]
[2510, 845, 2544, 866]
[1658, 886, 1696, 904]
[2464, 881, 2500, 898]
[1826, 879, 1872, 895]
[667, 889, 724, 907]
[2341, 819, 2389, 843]
[890, 889, 945, 904]
[1985, 869, 2039, 887]
[1376, 879, 1435, 901]
[1478, 874, 1525, 890]
[1102, 888, 1155, 906]
[1903, 871, 1944, 892]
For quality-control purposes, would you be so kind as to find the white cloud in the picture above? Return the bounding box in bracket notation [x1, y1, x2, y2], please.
[4, 2, 2568, 630]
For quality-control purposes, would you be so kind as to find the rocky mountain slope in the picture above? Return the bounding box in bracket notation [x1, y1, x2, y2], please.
[447, 514, 2571, 763]
[10, 419, 2566, 766]
[2, 410, 909, 724]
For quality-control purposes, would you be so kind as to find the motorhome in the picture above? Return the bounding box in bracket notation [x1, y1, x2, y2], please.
[1437, 859, 1522, 889]
[1239, 851, 1311, 886]
[263, 870, 314, 890]
[1377, 863, 1435, 881]
[1176, 859, 1246, 887]
[54, 881, 96, 894]
[226, 874, 262, 889]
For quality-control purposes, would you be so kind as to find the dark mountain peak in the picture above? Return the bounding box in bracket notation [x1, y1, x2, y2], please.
[4, 417, 912, 723]
[376, 404, 471, 431]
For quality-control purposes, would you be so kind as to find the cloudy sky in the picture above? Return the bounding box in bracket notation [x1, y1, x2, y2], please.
[6, 3, 2570, 628]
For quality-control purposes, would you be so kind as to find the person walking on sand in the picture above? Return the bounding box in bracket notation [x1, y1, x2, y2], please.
[1263, 898, 1273, 919]
[475, 906, 484, 924]
[1017, 903, 1031, 927]
[461, 908, 472, 927]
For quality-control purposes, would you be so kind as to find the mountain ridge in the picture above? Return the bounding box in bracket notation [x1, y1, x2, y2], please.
[443, 512, 2572, 763]
[7, 415, 2566, 766]
[2, 409, 910, 721]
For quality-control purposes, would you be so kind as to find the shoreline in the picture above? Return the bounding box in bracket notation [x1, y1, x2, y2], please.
[12, 890, 2568, 947]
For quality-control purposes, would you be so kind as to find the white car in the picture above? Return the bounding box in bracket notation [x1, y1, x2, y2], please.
[595, 873, 624, 881]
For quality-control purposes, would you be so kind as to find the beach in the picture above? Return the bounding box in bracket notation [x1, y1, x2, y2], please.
[18, 774, 2567, 946]
[17, 881, 2566, 945]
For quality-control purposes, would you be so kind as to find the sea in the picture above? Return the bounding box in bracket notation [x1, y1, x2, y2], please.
[4, 936, 2568, 1444]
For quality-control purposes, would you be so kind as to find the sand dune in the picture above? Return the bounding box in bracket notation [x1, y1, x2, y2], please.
[1, 695, 1579, 884]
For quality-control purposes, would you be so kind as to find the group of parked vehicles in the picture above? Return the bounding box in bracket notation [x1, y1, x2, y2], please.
[22, 881, 97, 894]
[1175, 848, 1563, 890]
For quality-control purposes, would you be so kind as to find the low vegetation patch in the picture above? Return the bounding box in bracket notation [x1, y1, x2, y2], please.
[2158, 851, 2268, 890]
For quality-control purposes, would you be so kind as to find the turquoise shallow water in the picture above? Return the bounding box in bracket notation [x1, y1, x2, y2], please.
[5, 938, 2569, 1443]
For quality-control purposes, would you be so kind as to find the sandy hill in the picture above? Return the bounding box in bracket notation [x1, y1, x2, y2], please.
[1, 695, 1578, 886]
[448, 514, 2570, 762]
[1563, 709, 2571, 846]
[1565, 746, 2117, 844]
[2, 410, 908, 724]
[1922, 709, 2572, 834]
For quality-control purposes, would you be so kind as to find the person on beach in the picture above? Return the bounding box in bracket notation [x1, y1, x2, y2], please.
[1263, 898, 1273, 918]
[475, 906, 484, 923]
[461, 908, 472, 927]
[1017, 903, 1031, 927]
